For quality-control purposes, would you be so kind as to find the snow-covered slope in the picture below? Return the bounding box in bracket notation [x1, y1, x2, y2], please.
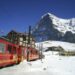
[36, 40, 75, 51]
[42, 13, 75, 33]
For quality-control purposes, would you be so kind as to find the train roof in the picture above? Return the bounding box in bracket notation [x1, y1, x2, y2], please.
[0, 37, 19, 47]
[0, 36, 12, 43]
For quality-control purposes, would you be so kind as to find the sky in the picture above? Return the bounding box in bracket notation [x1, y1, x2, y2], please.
[0, 0, 75, 35]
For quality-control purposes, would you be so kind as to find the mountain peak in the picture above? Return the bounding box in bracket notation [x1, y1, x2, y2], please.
[41, 13, 55, 18]
[45, 13, 53, 16]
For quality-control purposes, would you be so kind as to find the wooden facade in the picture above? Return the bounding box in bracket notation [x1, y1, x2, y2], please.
[6, 30, 35, 48]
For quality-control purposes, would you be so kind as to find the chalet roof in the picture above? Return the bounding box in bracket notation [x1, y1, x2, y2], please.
[7, 30, 28, 36]
[7, 30, 34, 39]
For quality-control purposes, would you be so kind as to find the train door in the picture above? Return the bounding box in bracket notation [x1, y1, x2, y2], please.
[17, 46, 22, 62]
[12, 46, 18, 63]
[21, 47, 26, 61]
[7, 45, 12, 54]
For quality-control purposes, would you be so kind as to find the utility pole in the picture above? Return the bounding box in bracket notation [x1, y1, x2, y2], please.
[27, 26, 31, 61]
[39, 43, 43, 62]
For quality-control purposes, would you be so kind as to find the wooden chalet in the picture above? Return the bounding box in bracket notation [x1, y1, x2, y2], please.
[6, 30, 35, 48]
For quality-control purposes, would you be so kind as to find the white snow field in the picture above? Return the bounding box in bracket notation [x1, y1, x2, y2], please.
[0, 41, 75, 75]
[36, 40, 75, 51]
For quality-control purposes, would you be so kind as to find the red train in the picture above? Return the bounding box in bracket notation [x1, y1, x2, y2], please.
[0, 37, 39, 68]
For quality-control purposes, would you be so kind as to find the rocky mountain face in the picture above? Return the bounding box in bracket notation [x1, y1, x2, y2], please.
[32, 13, 75, 43]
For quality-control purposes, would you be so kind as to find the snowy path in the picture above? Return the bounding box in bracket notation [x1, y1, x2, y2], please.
[0, 51, 75, 75]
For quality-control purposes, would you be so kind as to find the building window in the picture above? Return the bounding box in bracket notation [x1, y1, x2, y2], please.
[19, 42, 23, 45]
[26, 37, 28, 40]
[20, 37, 23, 41]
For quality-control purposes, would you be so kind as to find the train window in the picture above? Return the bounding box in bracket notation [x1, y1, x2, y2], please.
[13, 47, 16, 54]
[0, 43, 5, 53]
[7, 45, 12, 53]
[30, 50, 33, 54]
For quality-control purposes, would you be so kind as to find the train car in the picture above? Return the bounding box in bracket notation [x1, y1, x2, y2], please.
[0, 37, 40, 68]
[28, 47, 39, 61]
[0, 37, 20, 68]
[19, 46, 39, 61]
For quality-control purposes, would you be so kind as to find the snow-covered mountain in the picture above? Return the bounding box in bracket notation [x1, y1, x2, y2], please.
[32, 13, 75, 43]
[42, 13, 75, 33]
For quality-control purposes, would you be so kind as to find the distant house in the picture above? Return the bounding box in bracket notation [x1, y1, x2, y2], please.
[6, 30, 35, 48]
[45, 46, 64, 52]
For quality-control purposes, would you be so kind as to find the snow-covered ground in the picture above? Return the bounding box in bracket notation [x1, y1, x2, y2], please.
[36, 40, 75, 51]
[0, 41, 75, 75]
[0, 51, 75, 75]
